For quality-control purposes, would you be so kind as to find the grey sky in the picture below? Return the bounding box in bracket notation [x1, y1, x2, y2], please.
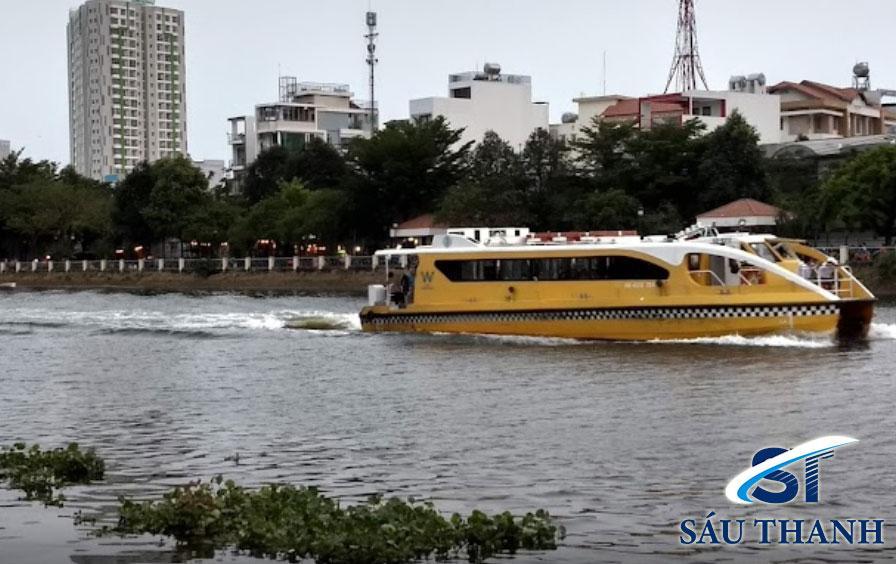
[1, 0, 894, 165]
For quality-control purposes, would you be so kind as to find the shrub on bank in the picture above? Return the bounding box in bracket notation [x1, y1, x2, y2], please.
[113, 477, 564, 563]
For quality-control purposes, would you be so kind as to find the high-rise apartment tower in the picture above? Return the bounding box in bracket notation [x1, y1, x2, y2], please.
[68, 0, 187, 181]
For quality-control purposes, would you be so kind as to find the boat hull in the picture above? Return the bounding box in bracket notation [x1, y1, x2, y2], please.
[359, 302, 860, 341]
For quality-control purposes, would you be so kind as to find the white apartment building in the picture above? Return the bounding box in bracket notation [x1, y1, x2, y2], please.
[769, 80, 896, 142]
[0, 139, 10, 160]
[228, 78, 374, 176]
[549, 94, 631, 144]
[68, 0, 187, 182]
[192, 159, 227, 189]
[552, 77, 781, 145]
[409, 63, 549, 148]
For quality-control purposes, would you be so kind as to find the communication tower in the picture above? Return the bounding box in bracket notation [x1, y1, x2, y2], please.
[664, 0, 709, 93]
[365, 11, 378, 131]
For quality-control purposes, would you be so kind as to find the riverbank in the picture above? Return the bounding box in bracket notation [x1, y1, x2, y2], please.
[2, 265, 895, 297]
[0, 270, 381, 294]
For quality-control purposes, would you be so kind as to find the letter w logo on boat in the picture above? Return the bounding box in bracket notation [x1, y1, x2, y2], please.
[420, 271, 434, 285]
[725, 436, 858, 504]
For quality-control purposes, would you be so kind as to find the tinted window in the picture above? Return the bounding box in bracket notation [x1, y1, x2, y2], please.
[435, 256, 669, 282]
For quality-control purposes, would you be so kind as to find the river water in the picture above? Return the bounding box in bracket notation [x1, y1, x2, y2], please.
[0, 290, 894, 563]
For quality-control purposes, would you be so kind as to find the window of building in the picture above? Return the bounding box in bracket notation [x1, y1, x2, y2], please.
[435, 256, 669, 282]
[450, 87, 471, 99]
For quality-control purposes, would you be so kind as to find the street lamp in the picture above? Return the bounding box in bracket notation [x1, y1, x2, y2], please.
[637, 206, 645, 238]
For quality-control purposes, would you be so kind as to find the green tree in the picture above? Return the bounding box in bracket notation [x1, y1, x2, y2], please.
[112, 161, 156, 246]
[0, 165, 112, 259]
[695, 111, 769, 213]
[113, 156, 212, 247]
[573, 119, 637, 184]
[242, 139, 349, 205]
[291, 137, 348, 189]
[521, 128, 575, 229]
[572, 188, 642, 231]
[346, 116, 471, 241]
[139, 156, 210, 241]
[242, 146, 291, 205]
[623, 119, 705, 220]
[819, 146, 896, 244]
[437, 131, 530, 226]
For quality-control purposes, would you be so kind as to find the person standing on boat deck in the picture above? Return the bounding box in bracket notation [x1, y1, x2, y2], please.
[818, 259, 836, 289]
[799, 260, 815, 280]
[387, 272, 402, 306]
[400, 269, 414, 307]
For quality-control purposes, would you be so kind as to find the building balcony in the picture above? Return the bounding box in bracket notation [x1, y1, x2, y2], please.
[227, 132, 246, 145]
[255, 120, 318, 135]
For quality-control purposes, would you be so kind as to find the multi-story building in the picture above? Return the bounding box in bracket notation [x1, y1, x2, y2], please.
[68, 0, 187, 182]
[551, 74, 781, 145]
[598, 88, 782, 144]
[228, 77, 374, 181]
[769, 80, 896, 141]
[409, 63, 549, 148]
[192, 159, 227, 190]
[0, 139, 10, 160]
[549, 95, 631, 144]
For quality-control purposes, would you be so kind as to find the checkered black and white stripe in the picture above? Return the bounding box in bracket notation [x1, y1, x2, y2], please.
[362, 303, 839, 326]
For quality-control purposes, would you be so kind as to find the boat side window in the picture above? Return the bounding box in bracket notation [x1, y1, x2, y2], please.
[771, 241, 797, 260]
[499, 258, 530, 280]
[749, 242, 780, 263]
[435, 256, 669, 282]
[688, 252, 765, 286]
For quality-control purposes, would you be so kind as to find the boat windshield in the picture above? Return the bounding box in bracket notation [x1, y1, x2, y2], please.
[770, 240, 798, 260]
[747, 242, 781, 263]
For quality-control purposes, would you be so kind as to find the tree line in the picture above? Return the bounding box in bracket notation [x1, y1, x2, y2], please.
[2, 112, 896, 260]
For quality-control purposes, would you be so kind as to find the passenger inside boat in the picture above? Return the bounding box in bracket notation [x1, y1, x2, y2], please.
[387, 272, 402, 305]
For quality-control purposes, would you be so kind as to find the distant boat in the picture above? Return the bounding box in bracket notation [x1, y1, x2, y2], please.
[0, 282, 16, 290]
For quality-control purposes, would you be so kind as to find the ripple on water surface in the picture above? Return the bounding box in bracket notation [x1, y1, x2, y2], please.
[0, 290, 894, 563]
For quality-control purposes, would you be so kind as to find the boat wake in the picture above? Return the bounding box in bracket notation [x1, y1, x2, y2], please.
[869, 322, 896, 341]
[435, 331, 833, 348]
[648, 333, 833, 349]
[0, 308, 360, 336]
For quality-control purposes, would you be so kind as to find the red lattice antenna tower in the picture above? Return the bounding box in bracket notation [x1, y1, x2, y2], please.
[663, 0, 709, 93]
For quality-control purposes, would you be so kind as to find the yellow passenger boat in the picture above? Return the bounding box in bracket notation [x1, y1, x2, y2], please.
[359, 230, 875, 341]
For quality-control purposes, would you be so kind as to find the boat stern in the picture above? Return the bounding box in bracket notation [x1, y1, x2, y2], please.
[836, 298, 875, 339]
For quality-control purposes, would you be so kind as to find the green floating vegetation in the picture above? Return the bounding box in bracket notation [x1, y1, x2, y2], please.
[0, 442, 105, 505]
[113, 477, 564, 563]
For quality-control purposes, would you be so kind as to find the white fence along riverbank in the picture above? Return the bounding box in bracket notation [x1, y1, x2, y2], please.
[0, 255, 411, 275]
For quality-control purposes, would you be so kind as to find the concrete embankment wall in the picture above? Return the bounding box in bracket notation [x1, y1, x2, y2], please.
[0, 270, 382, 294]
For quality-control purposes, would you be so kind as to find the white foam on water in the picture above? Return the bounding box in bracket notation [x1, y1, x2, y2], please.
[0, 307, 360, 334]
[649, 333, 833, 349]
[454, 332, 589, 347]
[868, 322, 896, 340]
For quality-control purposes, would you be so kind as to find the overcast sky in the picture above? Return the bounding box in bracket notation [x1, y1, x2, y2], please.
[1, 0, 895, 165]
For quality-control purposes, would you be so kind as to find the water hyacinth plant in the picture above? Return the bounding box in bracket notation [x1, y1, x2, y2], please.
[0, 443, 105, 505]
[113, 476, 564, 563]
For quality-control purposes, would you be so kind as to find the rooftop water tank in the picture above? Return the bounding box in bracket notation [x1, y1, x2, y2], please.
[728, 75, 747, 91]
[746, 72, 766, 86]
[483, 62, 501, 76]
[854, 62, 870, 78]
[561, 112, 578, 124]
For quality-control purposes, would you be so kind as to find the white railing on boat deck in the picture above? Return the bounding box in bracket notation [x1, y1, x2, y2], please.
[687, 269, 757, 287]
